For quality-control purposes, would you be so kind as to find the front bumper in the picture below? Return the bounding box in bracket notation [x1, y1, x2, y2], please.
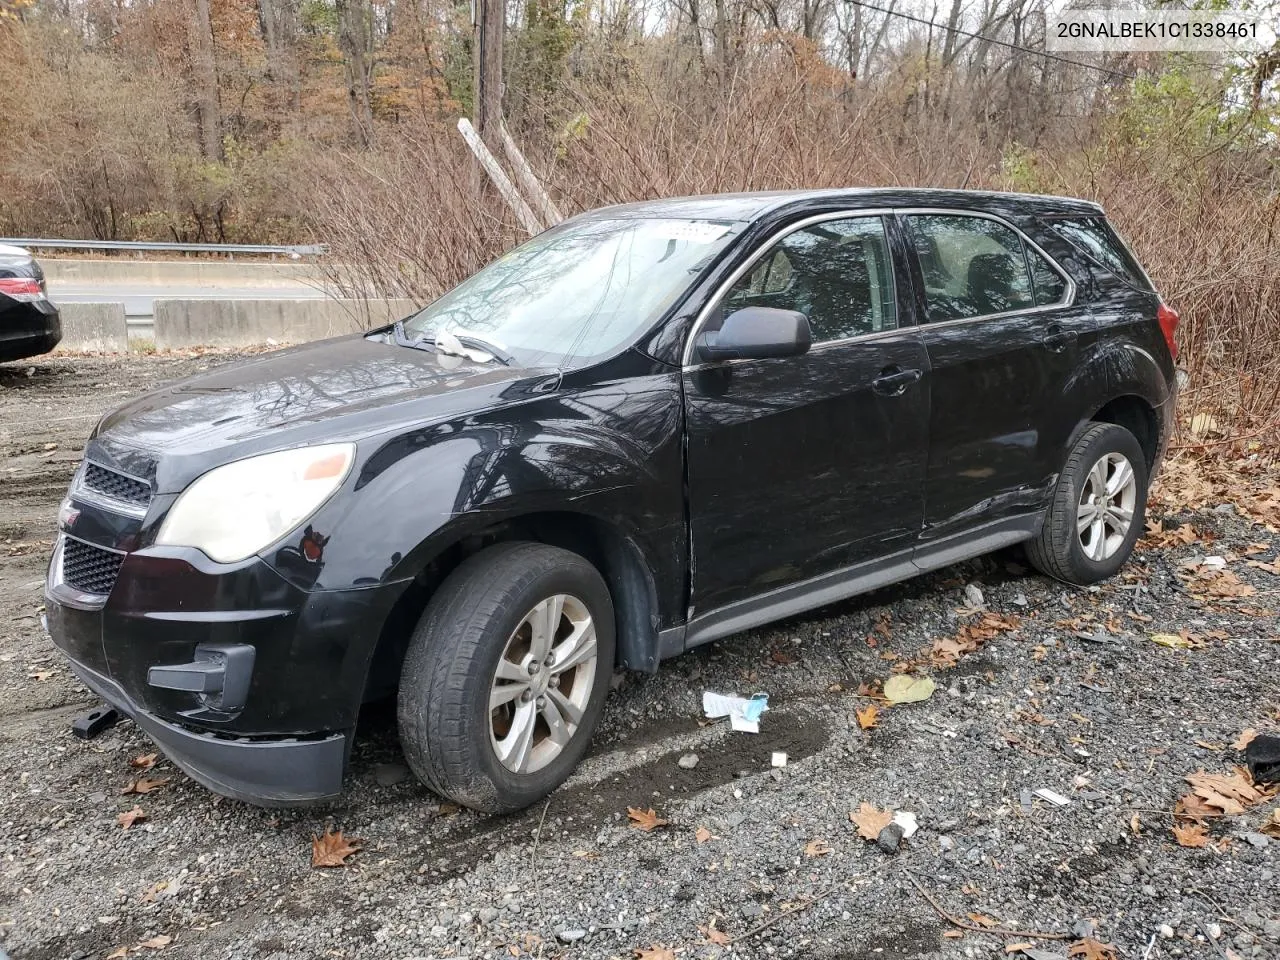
[70, 657, 347, 806]
[46, 524, 406, 807]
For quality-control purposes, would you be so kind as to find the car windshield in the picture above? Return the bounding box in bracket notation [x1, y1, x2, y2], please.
[401, 217, 741, 368]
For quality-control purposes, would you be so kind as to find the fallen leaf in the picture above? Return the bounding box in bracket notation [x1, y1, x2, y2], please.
[1174, 792, 1220, 822]
[437, 802, 461, 816]
[883, 674, 936, 704]
[129, 753, 158, 770]
[1232, 728, 1259, 751]
[121, 777, 170, 796]
[943, 929, 964, 939]
[1068, 938, 1118, 960]
[1259, 809, 1280, 838]
[311, 827, 361, 868]
[1185, 767, 1266, 816]
[699, 918, 731, 946]
[28, 670, 54, 681]
[855, 704, 881, 730]
[571, 849, 599, 859]
[1129, 813, 1142, 836]
[117, 806, 147, 830]
[106, 948, 128, 959]
[694, 826, 713, 843]
[138, 935, 173, 950]
[803, 838, 831, 857]
[634, 946, 676, 960]
[967, 913, 998, 928]
[849, 802, 893, 841]
[1172, 822, 1209, 848]
[769, 648, 795, 665]
[627, 807, 669, 831]
[1151, 633, 1194, 649]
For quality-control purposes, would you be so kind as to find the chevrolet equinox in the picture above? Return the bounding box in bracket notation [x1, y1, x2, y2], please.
[46, 189, 1179, 812]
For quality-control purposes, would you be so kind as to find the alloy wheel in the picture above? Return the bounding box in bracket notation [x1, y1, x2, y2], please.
[488, 594, 598, 774]
[1077, 451, 1138, 562]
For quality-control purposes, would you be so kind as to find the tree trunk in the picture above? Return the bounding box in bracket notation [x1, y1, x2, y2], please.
[337, 0, 377, 147]
[473, 0, 505, 149]
[260, 0, 301, 114]
[189, 0, 222, 160]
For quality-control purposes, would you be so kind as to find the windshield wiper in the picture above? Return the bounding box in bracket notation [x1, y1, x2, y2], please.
[444, 332, 514, 366]
[390, 321, 513, 366]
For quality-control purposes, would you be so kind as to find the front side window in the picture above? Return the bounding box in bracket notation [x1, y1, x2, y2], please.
[403, 217, 742, 368]
[719, 216, 897, 343]
[908, 215, 1037, 322]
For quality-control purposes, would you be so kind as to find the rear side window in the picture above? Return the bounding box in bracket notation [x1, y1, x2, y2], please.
[1028, 246, 1067, 306]
[1049, 217, 1152, 291]
[907, 215, 1035, 322]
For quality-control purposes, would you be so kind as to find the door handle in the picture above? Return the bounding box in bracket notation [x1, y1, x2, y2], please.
[872, 366, 923, 397]
[1042, 323, 1077, 353]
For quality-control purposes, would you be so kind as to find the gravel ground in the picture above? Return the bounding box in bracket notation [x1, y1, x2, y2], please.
[1, 353, 1277, 960]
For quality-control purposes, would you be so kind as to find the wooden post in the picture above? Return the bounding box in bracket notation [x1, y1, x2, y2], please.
[458, 119, 544, 236]
[500, 124, 563, 226]
[472, 0, 505, 150]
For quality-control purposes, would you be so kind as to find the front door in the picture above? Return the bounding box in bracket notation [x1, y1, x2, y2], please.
[682, 213, 930, 623]
[901, 212, 1079, 540]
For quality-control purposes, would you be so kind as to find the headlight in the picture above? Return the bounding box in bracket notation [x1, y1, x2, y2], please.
[156, 443, 355, 563]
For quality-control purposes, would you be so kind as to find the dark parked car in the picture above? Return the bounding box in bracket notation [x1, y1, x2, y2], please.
[0, 244, 60, 362]
[46, 189, 1178, 811]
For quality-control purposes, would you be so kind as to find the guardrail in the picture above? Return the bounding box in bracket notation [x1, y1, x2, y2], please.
[0, 238, 327, 257]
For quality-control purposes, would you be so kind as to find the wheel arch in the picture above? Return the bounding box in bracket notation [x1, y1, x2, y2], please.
[1089, 394, 1160, 468]
[362, 509, 666, 704]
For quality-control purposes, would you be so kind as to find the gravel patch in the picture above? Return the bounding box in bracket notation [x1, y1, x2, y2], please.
[1, 354, 1277, 960]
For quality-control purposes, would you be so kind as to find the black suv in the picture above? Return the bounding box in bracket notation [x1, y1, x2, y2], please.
[46, 189, 1178, 812]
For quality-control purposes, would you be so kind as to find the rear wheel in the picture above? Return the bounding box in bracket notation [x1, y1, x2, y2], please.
[397, 542, 614, 813]
[1027, 422, 1148, 585]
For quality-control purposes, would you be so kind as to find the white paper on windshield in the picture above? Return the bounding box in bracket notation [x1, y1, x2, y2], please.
[645, 221, 731, 245]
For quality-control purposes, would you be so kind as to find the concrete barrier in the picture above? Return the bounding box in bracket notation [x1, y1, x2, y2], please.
[55, 302, 129, 353]
[43, 258, 325, 288]
[153, 298, 418, 350]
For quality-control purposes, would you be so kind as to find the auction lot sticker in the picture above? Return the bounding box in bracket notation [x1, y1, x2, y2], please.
[1047, 9, 1276, 52]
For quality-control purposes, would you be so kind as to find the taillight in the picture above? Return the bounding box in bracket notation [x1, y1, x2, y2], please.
[1157, 302, 1179, 360]
[0, 277, 44, 302]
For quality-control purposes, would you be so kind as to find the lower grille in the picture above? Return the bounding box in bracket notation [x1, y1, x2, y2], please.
[61, 537, 125, 596]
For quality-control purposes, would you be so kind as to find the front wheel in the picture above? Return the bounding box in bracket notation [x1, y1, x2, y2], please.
[1027, 422, 1149, 585]
[397, 542, 615, 813]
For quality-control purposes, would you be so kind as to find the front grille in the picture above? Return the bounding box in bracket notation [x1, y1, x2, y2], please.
[82, 462, 151, 507]
[61, 537, 125, 596]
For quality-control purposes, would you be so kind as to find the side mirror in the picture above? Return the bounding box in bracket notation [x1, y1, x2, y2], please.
[694, 307, 812, 363]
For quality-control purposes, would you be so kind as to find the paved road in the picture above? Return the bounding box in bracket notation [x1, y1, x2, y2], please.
[49, 280, 332, 319]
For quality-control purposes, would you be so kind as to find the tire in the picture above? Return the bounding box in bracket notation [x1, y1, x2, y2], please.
[397, 541, 615, 813]
[1026, 422, 1149, 585]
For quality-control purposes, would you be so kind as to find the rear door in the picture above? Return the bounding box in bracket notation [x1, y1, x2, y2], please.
[901, 211, 1079, 542]
[682, 212, 930, 618]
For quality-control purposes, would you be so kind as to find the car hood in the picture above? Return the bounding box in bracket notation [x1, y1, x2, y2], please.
[91, 336, 558, 491]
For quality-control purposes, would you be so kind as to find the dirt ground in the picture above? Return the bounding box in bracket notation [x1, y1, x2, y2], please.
[1, 353, 1277, 960]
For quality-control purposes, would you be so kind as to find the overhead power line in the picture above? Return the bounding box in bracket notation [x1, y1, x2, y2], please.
[844, 0, 1265, 113]
[845, 0, 1139, 80]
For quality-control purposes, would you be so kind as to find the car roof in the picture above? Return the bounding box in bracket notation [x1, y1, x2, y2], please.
[578, 188, 1103, 222]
